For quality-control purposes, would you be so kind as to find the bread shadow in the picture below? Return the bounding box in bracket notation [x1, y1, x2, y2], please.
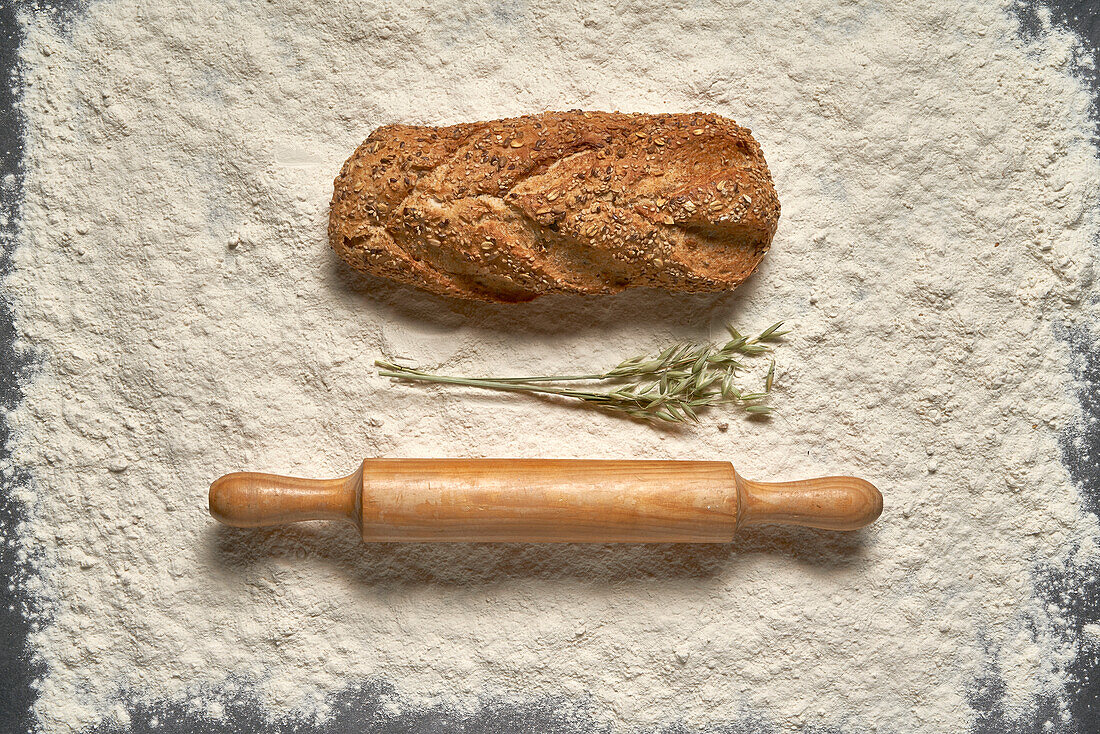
[204, 522, 875, 589]
[325, 255, 767, 337]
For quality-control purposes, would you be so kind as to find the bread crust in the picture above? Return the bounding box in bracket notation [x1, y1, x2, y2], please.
[329, 111, 780, 303]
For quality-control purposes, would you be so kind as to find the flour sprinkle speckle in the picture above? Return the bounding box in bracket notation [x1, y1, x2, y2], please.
[4, 1, 1100, 731]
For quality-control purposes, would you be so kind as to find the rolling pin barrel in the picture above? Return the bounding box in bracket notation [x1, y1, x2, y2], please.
[359, 459, 739, 542]
[209, 459, 882, 543]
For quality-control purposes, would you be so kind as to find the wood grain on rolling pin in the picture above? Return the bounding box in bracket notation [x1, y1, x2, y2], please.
[329, 111, 780, 302]
[209, 459, 882, 543]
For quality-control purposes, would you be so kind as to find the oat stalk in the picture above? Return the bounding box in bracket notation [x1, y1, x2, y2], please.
[376, 322, 788, 424]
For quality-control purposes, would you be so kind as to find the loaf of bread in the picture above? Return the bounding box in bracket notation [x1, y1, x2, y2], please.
[329, 111, 780, 303]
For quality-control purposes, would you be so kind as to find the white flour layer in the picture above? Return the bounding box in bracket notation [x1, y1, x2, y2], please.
[6, 1, 1100, 732]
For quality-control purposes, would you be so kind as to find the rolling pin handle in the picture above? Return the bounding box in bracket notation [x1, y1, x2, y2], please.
[208, 470, 360, 528]
[735, 475, 883, 531]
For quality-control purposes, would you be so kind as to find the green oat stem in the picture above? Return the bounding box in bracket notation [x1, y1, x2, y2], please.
[376, 322, 786, 424]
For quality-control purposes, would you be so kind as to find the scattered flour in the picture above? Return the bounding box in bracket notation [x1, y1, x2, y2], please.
[4, 0, 1100, 731]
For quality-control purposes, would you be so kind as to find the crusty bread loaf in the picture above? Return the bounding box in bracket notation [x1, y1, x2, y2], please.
[329, 111, 780, 303]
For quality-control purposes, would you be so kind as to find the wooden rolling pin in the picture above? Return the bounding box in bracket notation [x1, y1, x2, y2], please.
[209, 459, 882, 543]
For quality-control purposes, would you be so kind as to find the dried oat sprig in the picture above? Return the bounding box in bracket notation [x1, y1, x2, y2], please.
[376, 322, 787, 424]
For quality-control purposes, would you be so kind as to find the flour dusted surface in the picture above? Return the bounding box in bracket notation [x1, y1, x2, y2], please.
[6, 0, 1100, 731]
